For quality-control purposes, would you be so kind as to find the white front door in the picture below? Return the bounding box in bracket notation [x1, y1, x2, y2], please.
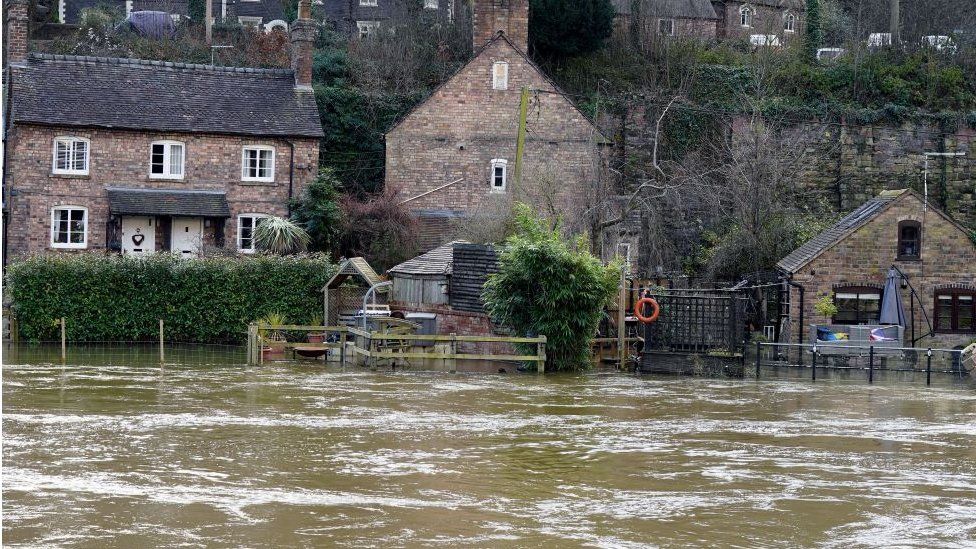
[171, 217, 203, 257]
[121, 216, 155, 256]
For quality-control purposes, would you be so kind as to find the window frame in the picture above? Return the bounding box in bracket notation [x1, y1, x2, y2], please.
[357, 20, 379, 38]
[237, 213, 269, 253]
[52, 136, 91, 175]
[492, 61, 509, 90]
[241, 145, 276, 182]
[784, 12, 795, 33]
[934, 289, 976, 334]
[658, 18, 675, 36]
[739, 5, 752, 27]
[238, 15, 263, 26]
[149, 140, 186, 180]
[359, 0, 378, 5]
[896, 220, 921, 261]
[490, 159, 508, 193]
[832, 286, 883, 325]
[50, 205, 89, 249]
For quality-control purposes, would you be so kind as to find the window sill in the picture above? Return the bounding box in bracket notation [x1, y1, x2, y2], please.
[240, 180, 277, 186]
[50, 172, 90, 179]
[50, 244, 88, 250]
[149, 175, 185, 181]
[896, 257, 921, 262]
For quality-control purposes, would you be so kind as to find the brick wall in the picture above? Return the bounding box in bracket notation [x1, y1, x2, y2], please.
[714, 1, 801, 44]
[4, 0, 30, 65]
[787, 193, 976, 348]
[386, 37, 604, 249]
[472, 0, 528, 51]
[4, 124, 319, 257]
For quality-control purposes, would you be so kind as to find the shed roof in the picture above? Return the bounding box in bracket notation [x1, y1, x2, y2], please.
[107, 187, 230, 217]
[10, 53, 323, 138]
[389, 241, 469, 276]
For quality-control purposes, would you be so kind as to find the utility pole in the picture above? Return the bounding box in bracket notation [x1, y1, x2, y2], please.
[205, 0, 213, 45]
[513, 86, 530, 192]
[888, 0, 899, 45]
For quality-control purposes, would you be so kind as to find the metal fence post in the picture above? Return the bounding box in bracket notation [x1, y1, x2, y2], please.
[60, 317, 67, 363]
[926, 348, 932, 386]
[811, 344, 817, 381]
[755, 341, 761, 379]
[868, 346, 874, 384]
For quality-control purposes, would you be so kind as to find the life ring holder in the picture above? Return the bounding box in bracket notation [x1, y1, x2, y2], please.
[634, 297, 660, 324]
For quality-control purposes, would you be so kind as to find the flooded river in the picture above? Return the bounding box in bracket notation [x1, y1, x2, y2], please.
[3, 355, 976, 547]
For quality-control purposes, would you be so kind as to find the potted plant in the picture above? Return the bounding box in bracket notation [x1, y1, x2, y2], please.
[306, 313, 326, 344]
[814, 295, 838, 320]
[257, 312, 288, 359]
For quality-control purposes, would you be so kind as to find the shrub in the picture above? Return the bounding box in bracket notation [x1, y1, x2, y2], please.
[290, 168, 344, 254]
[482, 203, 620, 372]
[6, 254, 335, 343]
[254, 216, 311, 254]
[338, 187, 418, 272]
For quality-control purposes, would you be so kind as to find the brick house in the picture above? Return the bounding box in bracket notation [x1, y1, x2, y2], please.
[2, 0, 323, 262]
[612, 0, 720, 42]
[321, 0, 456, 38]
[777, 189, 976, 349]
[385, 0, 606, 251]
[712, 0, 803, 45]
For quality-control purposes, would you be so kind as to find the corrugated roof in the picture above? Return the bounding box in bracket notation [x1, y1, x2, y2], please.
[389, 240, 469, 276]
[11, 53, 323, 138]
[776, 189, 907, 273]
[107, 187, 230, 217]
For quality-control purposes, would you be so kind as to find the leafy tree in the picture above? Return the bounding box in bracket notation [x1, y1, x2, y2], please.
[291, 168, 344, 254]
[528, 0, 615, 60]
[805, 0, 823, 63]
[482, 203, 620, 372]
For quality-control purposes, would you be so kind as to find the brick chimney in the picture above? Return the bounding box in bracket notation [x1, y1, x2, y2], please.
[289, 0, 316, 90]
[4, 0, 30, 66]
[472, 0, 529, 52]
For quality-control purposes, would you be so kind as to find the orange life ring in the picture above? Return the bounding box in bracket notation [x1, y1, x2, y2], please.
[635, 297, 660, 324]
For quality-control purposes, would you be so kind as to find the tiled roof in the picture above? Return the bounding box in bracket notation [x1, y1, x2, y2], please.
[643, 0, 718, 19]
[776, 189, 907, 273]
[389, 240, 469, 276]
[107, 187, 231, 217]
[11, 53, 323, 138]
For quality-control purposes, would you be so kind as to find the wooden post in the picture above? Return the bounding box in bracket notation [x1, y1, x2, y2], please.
[259, 324, 265, 365]
[205, 0, 213, 45]
[247, 323, 256, 365]
[159, 319, 165, 364]
[339, 329, 347, 367]
[60, 317, 66, 363]
[10, 315, 19, 344]
[617, 267, 627, 370]
[449, 332, 457, 373]
[538, 337, 546, 374]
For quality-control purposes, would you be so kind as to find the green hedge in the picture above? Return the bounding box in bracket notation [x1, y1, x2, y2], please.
[6, 254, 336, 343]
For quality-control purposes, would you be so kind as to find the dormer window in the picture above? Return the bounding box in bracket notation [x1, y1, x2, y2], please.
[490, 159, 507, 192]
[492, 61, 509, 90]
[150, 140, 185, 179]
[52, 136, 90, 175]
[897, 220, 921, 260]
[784, 13, 796, 33]
[740, 5, 752, 27]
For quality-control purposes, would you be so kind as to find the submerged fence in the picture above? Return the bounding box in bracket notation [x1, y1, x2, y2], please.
[755, 342, 973, 385]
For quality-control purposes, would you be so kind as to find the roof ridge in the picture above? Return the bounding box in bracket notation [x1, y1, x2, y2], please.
[28, 52, 293, 76]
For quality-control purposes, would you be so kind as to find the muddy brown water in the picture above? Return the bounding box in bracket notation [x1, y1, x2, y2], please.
[3, 346, 976, 547]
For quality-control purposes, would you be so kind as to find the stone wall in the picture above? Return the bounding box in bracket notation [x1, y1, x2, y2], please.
[4, 124, 319, 257]
[787, 192, 976, 349]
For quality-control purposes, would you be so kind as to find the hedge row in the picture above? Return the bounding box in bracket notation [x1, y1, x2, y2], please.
[6, 253, 336, 343]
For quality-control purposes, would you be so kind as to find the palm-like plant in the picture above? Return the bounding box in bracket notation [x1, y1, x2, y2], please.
[254, 216, 311, 255]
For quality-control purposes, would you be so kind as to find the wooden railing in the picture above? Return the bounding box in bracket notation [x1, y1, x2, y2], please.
[246, 323, 547, 372]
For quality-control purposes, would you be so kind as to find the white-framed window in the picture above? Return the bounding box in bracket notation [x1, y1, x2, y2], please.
[357, 20, 379, 38]
[658, 18, 675, 36]
[490, 159, 507, 192]
[238, 16, 262, 26]
[241, 146, 276, 182]
[237, 213, 269, 252]
[424, 0, 438, 8]
[739, 5, 752, 27]
[149, 140, 185, 179]
[50, 206, 88, 249]
[52, 136, 90, 175]
[784, 12, 795, 33]
[492, 61, 509, 90]
[359, 0, 377, 6]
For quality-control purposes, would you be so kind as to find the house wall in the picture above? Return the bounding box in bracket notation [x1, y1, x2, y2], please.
[385, 37, 604, 250]
[713, 1, 801, 43]
[787, 194, 976, 349]
[322, 0, 455, 35]
[3, 124, 319, 257]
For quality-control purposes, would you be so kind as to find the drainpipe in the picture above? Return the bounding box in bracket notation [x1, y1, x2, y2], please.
[285, 140, 295, 216]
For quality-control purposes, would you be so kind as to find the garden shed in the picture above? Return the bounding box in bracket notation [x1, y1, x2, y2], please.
[323, 257, 387, 326]
[388, 241, 468, 306]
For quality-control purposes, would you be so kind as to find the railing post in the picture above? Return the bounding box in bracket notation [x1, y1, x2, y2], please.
[926, 348, 932, 386]
[449, 332, 457, 373]
[339, 328, 347, 367]
[246, 323, 256, 365]
[538, 337, 547, 374]
[868, 346, 874, 384]
[811, 344, 817, 381]
[60, 317, 66, 363]
[259, 324, 265, 365]
[755, 341, 761, 379]
[159, 319, 165, 365]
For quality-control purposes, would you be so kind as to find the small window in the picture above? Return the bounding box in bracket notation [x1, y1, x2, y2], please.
[896, 221, 921, 260]
[784, 13, 795, 33]
[238, 214, 269, 252]
[658, 18, 675, 36]
[52, 136, 90, 175]
[740, 5, 752, 27]
[833, 286, 882, 325]
[490, 159, 507, 192]
[359, 0, 377, 6]
[150, 141, 185, 179]
[357, 20, 379, 38]
[492, 61, 508, 90]
[241, 146, 275, 182]
[424, 0, 438, 8]
[50, 206, 88, 249]
[934, 290, 976, 333]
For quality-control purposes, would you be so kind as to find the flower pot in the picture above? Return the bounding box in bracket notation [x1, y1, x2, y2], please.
[307, 332, 326, 344]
